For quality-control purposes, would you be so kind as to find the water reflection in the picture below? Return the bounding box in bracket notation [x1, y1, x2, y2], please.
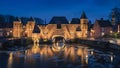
[64, 46, 76, 62]
[3, 43, 116, 68]
[7, 52, 13, 68]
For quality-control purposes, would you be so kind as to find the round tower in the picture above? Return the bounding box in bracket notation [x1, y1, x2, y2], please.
[13, 17, 22, 38]
[26, 17, 35, 37]
[80, 11, 88, 38]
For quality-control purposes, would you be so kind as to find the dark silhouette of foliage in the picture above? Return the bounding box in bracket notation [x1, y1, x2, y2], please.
[109, 7, 120, 24]
[0, 14, 44, 28]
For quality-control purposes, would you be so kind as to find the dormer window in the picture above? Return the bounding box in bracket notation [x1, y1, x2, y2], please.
[57, 24, 61, 29]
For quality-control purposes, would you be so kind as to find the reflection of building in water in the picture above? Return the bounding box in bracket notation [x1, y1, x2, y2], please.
[24, 43, 40, 63]
[77, 47, 88, 64]
[6, 44, 90, 65]
[31, 43, 40, 54]
[7, 52, 13, 68]
[64, 45, 89, 64]
[24, 44, 54, 61]
[23, 44, 90, 63]
[40, 45, 53, 60]
[24, 50, 35, 63]
[64, 46, 76, 62]
[52, 42, 65, 52]
[6, 44, 115, 68]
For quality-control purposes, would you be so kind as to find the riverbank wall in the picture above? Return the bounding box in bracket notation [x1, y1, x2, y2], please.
[77, 39, 120, 50]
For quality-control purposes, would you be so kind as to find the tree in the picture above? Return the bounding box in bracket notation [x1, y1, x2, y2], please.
[0, 15, 5, 26]
[109, 7, 120, 24]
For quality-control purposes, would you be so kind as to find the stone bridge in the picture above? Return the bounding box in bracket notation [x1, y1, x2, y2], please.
[52, 35, 66, 43]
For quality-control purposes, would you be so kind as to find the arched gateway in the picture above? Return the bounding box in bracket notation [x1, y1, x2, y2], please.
[52, 35, 65, 43]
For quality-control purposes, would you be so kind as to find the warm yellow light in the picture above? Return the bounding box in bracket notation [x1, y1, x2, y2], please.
[43, 39, 47, 42]
[101, 32, 104, 36]
[110, 30, 113, 33]
[10, 30, 12, 33]
[110, 55, 114, 62]
[85, 55, 88, 64]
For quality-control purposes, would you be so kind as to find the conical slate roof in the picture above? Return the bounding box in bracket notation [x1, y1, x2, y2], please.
[32, 25, 40, 33]
[80, 11, 87, 19]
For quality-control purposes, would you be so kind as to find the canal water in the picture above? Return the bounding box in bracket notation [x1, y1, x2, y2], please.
[0, 43, 120, 68]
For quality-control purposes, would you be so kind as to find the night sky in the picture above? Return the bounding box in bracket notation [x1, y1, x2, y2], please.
[0, 0, 120, 23]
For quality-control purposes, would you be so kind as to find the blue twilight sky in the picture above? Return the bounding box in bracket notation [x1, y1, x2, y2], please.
[0, 0, 120, 23]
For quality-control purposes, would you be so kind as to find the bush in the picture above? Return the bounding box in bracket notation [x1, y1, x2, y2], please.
[25, 38, 33, 45]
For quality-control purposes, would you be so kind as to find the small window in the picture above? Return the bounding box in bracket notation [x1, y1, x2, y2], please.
[84, 20, 87, 23]
[101, 28, 105, 32]
[83, 22, 86, 24]
[57, 24, 61, 29]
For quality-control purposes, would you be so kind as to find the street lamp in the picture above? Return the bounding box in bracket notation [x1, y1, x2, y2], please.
[118, 25, 120, 33]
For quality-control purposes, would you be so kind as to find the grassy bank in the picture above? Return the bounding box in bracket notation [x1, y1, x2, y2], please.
[0, 38, 33, 50]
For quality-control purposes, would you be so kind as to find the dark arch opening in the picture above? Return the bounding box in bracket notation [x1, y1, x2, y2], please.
[54, 36, 64, 43]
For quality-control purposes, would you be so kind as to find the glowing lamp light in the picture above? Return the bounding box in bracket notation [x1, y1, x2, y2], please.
[91, 50, 94, 55]
[43, 39, 47, 42]
[110, 30, 113, 33]
[101, 32, 104, 36]
[111, 55, 113, 62]
[57, 46, 61, 50]
[85, 55, 88, 64]
[25, 31, 27, 32]
[10, 30, 12, 33]
[118, 25, 120, 33]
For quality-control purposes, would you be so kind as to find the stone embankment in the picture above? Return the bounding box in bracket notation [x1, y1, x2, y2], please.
[77, 39, 120, 50]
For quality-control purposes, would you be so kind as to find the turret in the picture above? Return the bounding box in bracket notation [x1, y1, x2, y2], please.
[80, 11, 88, 38]
[13, 17, 22, 38]
[80, 11, 88, 30]
[26, 17, 35, 37]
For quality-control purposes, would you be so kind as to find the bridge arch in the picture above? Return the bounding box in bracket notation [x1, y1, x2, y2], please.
[52, 35, 65, 43]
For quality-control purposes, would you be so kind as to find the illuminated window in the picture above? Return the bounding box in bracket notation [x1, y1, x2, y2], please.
[101, 32, 104, 36]
[110, 30, 113, 33]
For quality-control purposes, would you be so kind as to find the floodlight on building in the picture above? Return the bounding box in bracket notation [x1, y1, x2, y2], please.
[101, 32, 104, 36]
[118, 25, 120, 33]
[110, 30, 113, 34]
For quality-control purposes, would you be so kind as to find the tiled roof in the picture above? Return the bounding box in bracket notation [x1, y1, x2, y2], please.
[21, 17, 44, 25]
[71, 18, 80, 24]
[32, 25, 40, 33]
[97, 20, 112, 27]
[49, 16, 69, 24]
